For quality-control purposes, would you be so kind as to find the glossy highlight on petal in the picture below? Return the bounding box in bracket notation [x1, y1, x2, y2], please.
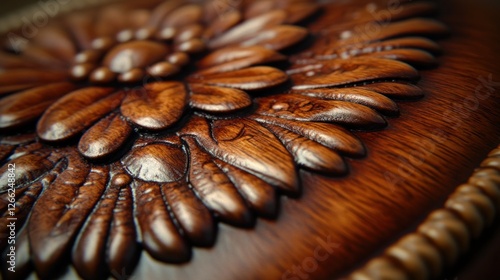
[37, 87, 122, 141]
[291, 58, 419, 90]
[122, 143, 187, 183]
[256, 94, 387, 129]
[78, 113, 133, 159]
[190, 66, 288, 90]
[265, 123, 347, 174]
[239, 25, 308, 51]
[121, 81, 187, 130]
[189, 83, 252, 113]
[208, 10, 286, 49]
[133, 180, 190, 263]
[103, 41, 170, 73]
[0, 82, 76, 130]
[161, 181, 216, 246]
[197, 46, 286, 75]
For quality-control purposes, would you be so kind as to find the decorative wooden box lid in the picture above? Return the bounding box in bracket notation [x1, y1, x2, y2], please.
[0, 0, 499, 279]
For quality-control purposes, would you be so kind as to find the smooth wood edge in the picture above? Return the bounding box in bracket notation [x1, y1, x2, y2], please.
[347, 144, 500, 280]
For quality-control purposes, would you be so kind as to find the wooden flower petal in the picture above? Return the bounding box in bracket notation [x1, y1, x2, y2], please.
[291, 58, 419, 90]
[203, 10, 241, 40]
[162, 4, 202, 28]
[37, 87, 122, 141]
[29, 156, 105, 278]
[184, 137, 253, 227]
[0, 133, 36, 146]
[265, 124, 347, 174]
[72, 176, 122, 279]
[256, 94, 386, 129]
[253, 116, 365, 157]
[334, 37, 441, 61]
[358, 82, 424, 99]
[161, 181, 216, 246]
[363, 48, 437, 67]
[0, 152, 52, 192]
[0, 82, 76, 130]
[78, 113, 132, 159]
[121, 82, 187, 130]
[189, 83, 252, 113]
[240, 25, 308, 51]
[293, 87, 399, 115]
[148, 0, 185, 28]
[197, 46, 286, 75]
[360, 37, 442, 54]
[107, 183, 140, 276]
[284, 2, 320, 24]
[103, 41, 170, 73]
[122, 143, 187, 183]
[215, 159, 278, 218]
[189, 66, 288, 90]
[361, 18, 448, 44]
[392, 1, 439, 20]
[213, 118, 299, 192]
[133, 181, 190, 263]
[7, 144, 44, 162]
[180, 117, 299, 193]
[0, 180, 43, 253]
[208, 10, 286, 49]
[373, 18, 448, 40]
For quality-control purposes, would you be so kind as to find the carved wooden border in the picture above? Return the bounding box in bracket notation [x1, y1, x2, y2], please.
[348, 145, 500, 280]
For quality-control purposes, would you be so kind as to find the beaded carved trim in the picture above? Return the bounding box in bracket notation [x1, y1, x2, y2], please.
[348, 145, 500, 280]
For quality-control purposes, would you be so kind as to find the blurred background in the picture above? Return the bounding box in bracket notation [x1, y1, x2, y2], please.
[1, 0, 41, 17]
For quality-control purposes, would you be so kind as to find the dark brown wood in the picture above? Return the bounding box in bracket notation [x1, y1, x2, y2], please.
[0, 0, 499, 279]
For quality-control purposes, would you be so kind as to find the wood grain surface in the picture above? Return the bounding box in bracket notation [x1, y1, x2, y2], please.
[0, 0, 498, 279]
[130, 0, 500, 279]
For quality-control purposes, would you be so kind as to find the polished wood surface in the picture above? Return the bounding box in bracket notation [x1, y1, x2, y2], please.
[130, 1, 500, 279]
[136, 0, 498, 278]
[0, 0, 499, 279]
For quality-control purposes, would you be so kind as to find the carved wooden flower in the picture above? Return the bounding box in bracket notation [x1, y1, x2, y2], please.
[0, 0, 447, 278]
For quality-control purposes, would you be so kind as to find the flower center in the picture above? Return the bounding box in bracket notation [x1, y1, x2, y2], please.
[70, 25, 206, 84]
